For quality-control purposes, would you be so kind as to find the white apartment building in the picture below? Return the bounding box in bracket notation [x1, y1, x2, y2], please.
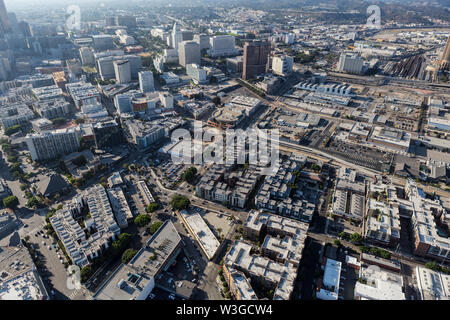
[186, 64, 207, 84]
[272, 55, 293, 77]
[26, 128, 80, 161]
[337, 53, 364, 75]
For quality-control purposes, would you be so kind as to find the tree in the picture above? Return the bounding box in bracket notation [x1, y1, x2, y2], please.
[80, 265, 92, 283]
[349, 233, 363, 244]
[146, 203, 159, 213]
[4, 125, 21, 136]
[182, 167, 198, 184]
[334, 239, 341, 246]
[122, 248, 138, 264]
[50, 118, 66, 125]
[134, 214, 151, 227]
[26, 197, 40, 208]
[170, 195, 190, 211]
[3, 195, 18, 208]
[72, 155, 87, 167]
[212, 96, 221, 106]
[111, 233, 132, 256]
[150, 221, 163, 234]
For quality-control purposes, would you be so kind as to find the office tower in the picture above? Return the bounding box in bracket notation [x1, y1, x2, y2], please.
[171, 23, 183, 52]
[440, 34, 450, 71]
[105, 16, 116, 27]
[208, 35, 239, 57]
[116, 15, 137, 29]
[272, 55, 293, 76]
[337, 53, 364, 75]
[138, 71, 155, 93]
[18, 21, 31, 37]
[114, 60, 131, 84]
[93, 120, 124, 149]
[97, 54, 141, 80]
[178, 41, 200, 68]
[26, 129, 80, 161]
[92, 35, 114, 52]
[194, 34, 211, 51]
[182, 30, 194, 41]
[0, 0, 9, 33]
[7, 12, 18, 33]
[79, 47, 95, 66]
[114, 93, 132, 114]
[242, 40, 271, 80]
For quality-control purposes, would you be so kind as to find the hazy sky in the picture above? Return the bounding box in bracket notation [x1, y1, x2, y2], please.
[4, 0, 117, 11]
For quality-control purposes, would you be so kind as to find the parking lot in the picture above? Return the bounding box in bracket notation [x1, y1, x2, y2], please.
[325, 139, 392, 171]
[199, 209, 233, 240]
[155, 159, 193, 187]
[27, 228, 77, 300]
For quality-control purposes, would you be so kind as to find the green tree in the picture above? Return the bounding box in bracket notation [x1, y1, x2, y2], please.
[3, 195, 18, 208]
[212, 96, 221, 106]
[26, 197, 40, 208]
[4, 125, 21, 136]
[134, 214, 151, 227]
[146, 203, 159, 213]
[182, 167, 198, 184]
[122, 248, 138, 264]
[349, 233, 363, 244]
[150, 221, 163, 234]
[80, 265, 92, 283]
[111, 233, 132, 256]
[170, 195, 190, 211]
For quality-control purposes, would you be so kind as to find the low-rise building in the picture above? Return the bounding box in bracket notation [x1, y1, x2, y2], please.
[354, 265, 405, 300]
[107, 187, 133, 229]
[50, 185, 121, 267]
[93, 220, 182, 300]
[125, 119, 165, 149]
[415, 266, 450, 300]
[0, 246, 48, 300]
[179, 210, 220, 260]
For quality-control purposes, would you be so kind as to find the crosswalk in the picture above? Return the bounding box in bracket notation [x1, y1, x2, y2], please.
[68, 287, 92, 300]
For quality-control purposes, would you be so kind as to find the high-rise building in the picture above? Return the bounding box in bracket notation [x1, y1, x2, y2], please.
[194, 34, 211, 51]
[79, 47, 95, 66]
[114, 60, 131, 84]
[182, 30, 194, 41]
[93, 120, 124, 149]
[171, 23, 183, 52]
[138, 71, 154, 93]
[272, 55, 293, 77]
[92, 35, 114, 52]
[242, 41, 271, 80]
[208, 35, 239, 57]
[440, 34, 450, 71]
[105, 16, 116, 27]
[0, 0, 10, 33]
[116, 15, 137, 29]
[178, 41, 200, 68]
[337, 53, 364, 75]
[26, 128, 80, 161]
[114, 93, 132, 114]
[186, 64, 208, 84]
